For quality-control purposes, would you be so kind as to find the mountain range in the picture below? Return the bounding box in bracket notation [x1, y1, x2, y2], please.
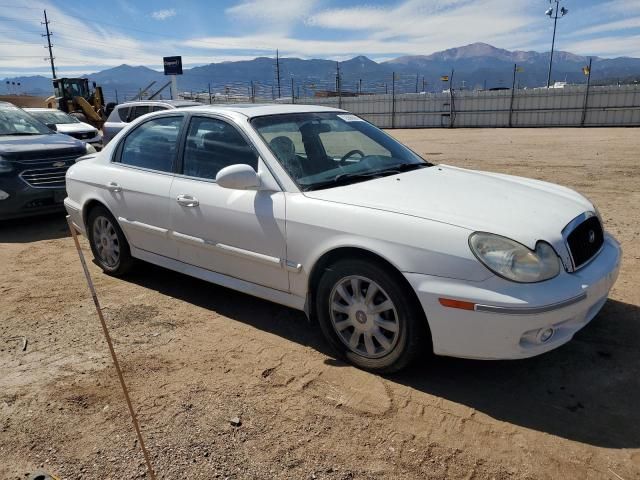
[3, 43, 640, 102]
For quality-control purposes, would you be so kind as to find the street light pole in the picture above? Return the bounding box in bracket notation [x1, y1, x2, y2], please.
[546, 0, 568, 88]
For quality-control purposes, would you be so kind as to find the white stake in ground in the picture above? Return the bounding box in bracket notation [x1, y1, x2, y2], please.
[66, 216, 157, 480]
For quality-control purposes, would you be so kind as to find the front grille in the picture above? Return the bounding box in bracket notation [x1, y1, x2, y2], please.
[3, 149, 84, 162]
[566, 216, 604, 269]
[20, 165, 68, 189]
[68, 131, 95, 140]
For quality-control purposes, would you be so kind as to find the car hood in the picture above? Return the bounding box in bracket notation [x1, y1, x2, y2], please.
[0, 133, 85, 160]
[55, 122, 96, 134]
[303, 164, 593, 249]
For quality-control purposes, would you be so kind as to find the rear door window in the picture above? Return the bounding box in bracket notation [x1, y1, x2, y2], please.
[182, 116, 258, 180]
[118, 115, 184, 172]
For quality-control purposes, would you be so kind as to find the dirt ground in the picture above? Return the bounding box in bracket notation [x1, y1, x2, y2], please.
[1, 128, 639, 480]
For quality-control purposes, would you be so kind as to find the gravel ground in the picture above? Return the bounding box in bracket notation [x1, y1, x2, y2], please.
[1, 127, 639, 480]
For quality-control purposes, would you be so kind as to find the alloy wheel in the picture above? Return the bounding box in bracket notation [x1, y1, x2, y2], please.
[329, 275, 400, 359]
[92, 215, 120, 267]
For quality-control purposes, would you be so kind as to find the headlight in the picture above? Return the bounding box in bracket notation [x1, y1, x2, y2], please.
[0, 156, 12, 173]
[85, 143, 97, 154]
[469, 232, 561, 283]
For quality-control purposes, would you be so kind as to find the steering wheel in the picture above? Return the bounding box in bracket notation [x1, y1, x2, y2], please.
[339, 149, 365, 165]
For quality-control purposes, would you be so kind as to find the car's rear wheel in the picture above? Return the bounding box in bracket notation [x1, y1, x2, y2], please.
[315, 258, 428, 373]
[87, 206, 133, 276]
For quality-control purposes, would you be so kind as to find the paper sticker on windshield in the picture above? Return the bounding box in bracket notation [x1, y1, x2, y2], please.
[337, 114, 364, 122]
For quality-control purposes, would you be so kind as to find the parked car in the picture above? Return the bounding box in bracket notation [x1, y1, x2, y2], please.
[102, 100, 201, 145]
[0, 101, 94, 220]
[25, 107, 103, 150]
[64, 105, 621, 372]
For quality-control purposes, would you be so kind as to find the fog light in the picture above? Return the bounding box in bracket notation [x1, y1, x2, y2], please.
[0, 189, 9, 200]
[537, 328, 555, 343]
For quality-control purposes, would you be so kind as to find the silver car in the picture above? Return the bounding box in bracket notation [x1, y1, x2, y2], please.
[103, 100, 200, 145]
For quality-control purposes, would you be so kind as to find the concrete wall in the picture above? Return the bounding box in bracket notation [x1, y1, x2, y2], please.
[260, 85, 640, 128]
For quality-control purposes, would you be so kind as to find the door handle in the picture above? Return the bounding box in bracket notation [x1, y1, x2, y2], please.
[176, 194, 199, 207]
[107, 182, 122, 193]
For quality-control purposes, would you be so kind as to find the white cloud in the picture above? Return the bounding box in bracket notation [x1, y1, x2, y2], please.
[185, 0, 540, 60]
[0, 0, 186, 76]
[562, 35, 640, 58]
[151, 8, 176, 21]
[226, 0, 318, 32]
[1, 0, 639, 78]
[568, 17, 640, 36]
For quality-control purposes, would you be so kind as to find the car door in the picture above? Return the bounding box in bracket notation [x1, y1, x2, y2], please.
[103, 114, 185, 259]
[169, 115, 289, 292]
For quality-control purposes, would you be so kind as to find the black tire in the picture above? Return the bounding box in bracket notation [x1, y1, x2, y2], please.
[86, 205, 134, 276]
[315, 258, 429, 373]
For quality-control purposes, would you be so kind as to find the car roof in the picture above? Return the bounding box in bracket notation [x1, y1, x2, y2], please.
[174, 104, 345, 118]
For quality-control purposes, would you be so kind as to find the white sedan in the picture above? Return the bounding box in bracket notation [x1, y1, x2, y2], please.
[64, 105, 621, 372]
[26, 108, 103, 150]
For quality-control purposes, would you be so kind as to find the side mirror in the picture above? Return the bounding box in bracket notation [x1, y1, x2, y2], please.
[216, 164, 260, 190]
[46, 123, 57, 131]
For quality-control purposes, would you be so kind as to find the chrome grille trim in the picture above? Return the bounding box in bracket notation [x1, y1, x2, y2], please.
[20, 165, 69, 188]
[561, 211, 604, 272]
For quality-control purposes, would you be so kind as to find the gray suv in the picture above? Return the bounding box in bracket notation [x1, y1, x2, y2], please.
[103, 100, 201, 145]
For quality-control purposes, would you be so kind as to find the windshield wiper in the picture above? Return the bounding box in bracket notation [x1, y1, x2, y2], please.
[303, 162, 428, 191]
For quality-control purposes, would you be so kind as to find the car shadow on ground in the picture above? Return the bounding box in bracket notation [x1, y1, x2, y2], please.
[125, 261, 640, 450]
[0, 213, 69, 243]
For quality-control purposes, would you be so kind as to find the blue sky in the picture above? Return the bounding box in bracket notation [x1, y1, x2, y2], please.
[1, 0, 639, 77]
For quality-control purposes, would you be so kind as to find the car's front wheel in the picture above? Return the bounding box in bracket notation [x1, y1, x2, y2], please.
[87, 206, 133, 276]
[316, 258, 429, 373]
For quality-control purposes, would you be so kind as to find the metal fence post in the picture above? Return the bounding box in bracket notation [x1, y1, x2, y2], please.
[391, 72, 396, 129]
[581, 57, 593, 126]
[337, 62, 342, 109]
[509, 64, 517, 127]
[449, 69, 455, 128]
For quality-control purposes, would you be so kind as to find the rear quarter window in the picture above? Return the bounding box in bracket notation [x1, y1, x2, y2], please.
[107, 106, 129, 122]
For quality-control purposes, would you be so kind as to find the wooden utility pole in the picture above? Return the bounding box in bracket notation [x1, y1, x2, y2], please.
[42, 10, 56, 79]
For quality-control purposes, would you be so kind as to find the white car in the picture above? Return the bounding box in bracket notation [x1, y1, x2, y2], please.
[26, 108, 103, 150]
[64, 105, 621, 372]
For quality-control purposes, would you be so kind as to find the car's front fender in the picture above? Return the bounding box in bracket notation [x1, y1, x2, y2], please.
[284, 193, 493, 299]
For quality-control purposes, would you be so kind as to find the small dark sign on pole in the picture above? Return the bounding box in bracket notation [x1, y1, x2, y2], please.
[163, 56, 183, 76]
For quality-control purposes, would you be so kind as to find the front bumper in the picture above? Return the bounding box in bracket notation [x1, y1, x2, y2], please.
[405, 234, 622, 360]
[0, 178, 66, 220]
[64, 197, 85, 233]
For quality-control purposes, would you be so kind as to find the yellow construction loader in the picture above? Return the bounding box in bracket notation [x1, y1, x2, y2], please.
[48, 77, 106, 129]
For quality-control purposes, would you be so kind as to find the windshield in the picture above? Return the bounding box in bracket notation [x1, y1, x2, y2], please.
[251, 112, 430, 190]
[28, 110, 80, 125]
[0, 105, 52, 135]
